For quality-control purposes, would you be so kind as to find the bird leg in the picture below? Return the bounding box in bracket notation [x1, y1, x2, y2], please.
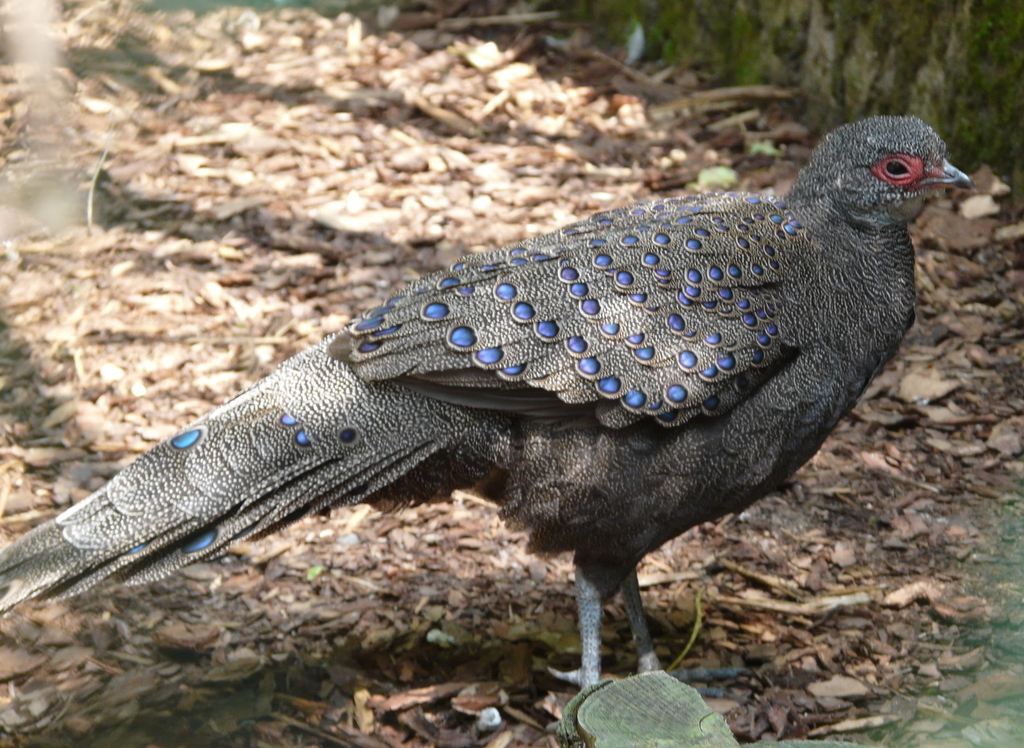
[549, 566, 604, 688]
[620, 569, 661, 674]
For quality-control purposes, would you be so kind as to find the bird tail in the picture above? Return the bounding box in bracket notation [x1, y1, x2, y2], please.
[0, 334, 474, 613]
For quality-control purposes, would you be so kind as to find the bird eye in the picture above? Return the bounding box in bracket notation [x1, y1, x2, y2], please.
[885, 160, 909, 176]
[870, 154, 923, 187]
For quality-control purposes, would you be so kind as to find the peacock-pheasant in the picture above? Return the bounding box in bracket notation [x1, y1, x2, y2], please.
[0, 115, 973, 687]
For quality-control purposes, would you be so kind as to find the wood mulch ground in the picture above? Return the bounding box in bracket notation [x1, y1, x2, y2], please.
[1, 1, 1023, 746]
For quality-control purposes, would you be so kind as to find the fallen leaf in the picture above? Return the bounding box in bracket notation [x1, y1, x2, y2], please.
[807, 675, 870, 699]
[897, 368, 960, 404]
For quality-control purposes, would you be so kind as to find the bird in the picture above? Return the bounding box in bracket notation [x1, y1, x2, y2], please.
[0, 115, 972, 688]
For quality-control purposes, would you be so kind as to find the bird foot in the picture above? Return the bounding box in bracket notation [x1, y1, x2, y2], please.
[547, 666, 584, 688]
[548, 666, 592, 688]
[637, 651, 661, 674]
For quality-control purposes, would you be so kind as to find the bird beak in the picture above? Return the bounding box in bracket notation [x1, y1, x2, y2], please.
[921, 160, 974, 190]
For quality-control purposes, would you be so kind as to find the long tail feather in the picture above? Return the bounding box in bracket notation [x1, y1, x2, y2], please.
[0, 335, 476, 612]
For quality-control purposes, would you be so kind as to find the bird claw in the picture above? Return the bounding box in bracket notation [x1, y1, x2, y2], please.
[547, 666, 586, 688]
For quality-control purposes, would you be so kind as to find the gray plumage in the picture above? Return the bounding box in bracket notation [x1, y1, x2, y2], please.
[0, 116, 972, 687]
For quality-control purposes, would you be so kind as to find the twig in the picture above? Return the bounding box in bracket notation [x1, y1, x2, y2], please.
[404, 90, 480, 137]
[710, 591, 872, 616]
[438, 11, 559, 31]
[636, 570, 699, 588]
[650, 85, 795, 118]
[86, 125, 114, 231]
[717, 558, 807, 601]
[269, 712, 356, 748]
[667, 587, 702, 671]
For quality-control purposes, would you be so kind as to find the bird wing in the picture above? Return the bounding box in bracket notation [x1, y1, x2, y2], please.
[347, 193, 805, 428]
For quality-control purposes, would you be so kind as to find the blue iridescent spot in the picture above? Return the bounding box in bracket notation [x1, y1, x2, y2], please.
[676, 217, 692, 224]
[598, 377, 621, 394]
[728, 264, 741, 278]
[790, 219, 802, 229]
[753, 214, 765, 221]
[296, 430, 310, 446]
[769, 260, 780, 270]
[458, 286, 475, 296]
[453, 263, 466, 271]
[757, 333, 771, 346]
[659, 411, 679, 423]
[579, 358, 600, 375]
[775, 201, 787, 209]
[766, 323, 779, 336]
[597, 218, 613, 226]
[684, 286, 700, 299]
[341, 428, 357, 443]
[570, 283, 589, 297]
[655, 268, 670, 278]
[129, 543, 147, 554]
[764, 245, 776, 256]
[357, 341, 381, 353]
[355, 316, 384, 331]
[590, 238, 607, 247]
[643, 254, 660, 268]
[509, 247, 526, 255]
[705, 395, 720, 410]
[502, 364, 526, 375]
[172, 429, 201, 449]
[685, 238, 702, 250]
[742, 313, 757, 327]
[696, 228, 710, 237]
[424, 302, 449, 319]
[718, 289, 733, 300]
[476, 347, 504, 364]
[594, 253, 612, 267]
[705, 333, 722, 345]
[770, 214, 783, 223]
[533, 254, 550, 261]
[510, 258, 527, 265]
[373, 325, 401, 336]
[623, 235, 639, 245]
[627, 333, 645, 345]
[635, 347, 655, 361]
[565, 229, 579, 236]
[745, 197, 761, 204]
[449, 327, 477, 347]
[718, 354, 736, 370]
[182, 529, 217, 554]
[537, 321, 559, 338]
[624, 390, 646, 408]
[567, 336, 588, 353]
[481, 264, 500, 272]
[702, 300, 718, 310]
[629, 293, 647, 303]
[686, 269, 701, 283]
[738, 223, 749, 231]
[654, 233, 670, 245]
[667, 314, 684, 332]
[752, 349, 765, 364]
[513, 302, 535, 320]
[496, 283, 517, 300]
[561, 267, 579, 281]
[439, 277, 460, 288]
[281, 414, 297, 426]
[667, 384, 688, 403]
[702, 365, 719, 378]
[737, 238, 750, 249]
[601, 323, 620, 335]
[616, 271, 634, 286]
[582, 299, 600, 315]
[679, 351, 698, 369]
[751, 264, 764, 275]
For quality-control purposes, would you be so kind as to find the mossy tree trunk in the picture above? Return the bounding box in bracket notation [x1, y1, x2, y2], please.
[570, 0, 1024, 196]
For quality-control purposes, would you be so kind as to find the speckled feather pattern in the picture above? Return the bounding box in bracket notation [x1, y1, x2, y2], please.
[0, 116, 955, 618]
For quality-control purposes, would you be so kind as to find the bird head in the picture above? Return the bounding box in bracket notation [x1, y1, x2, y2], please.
[789, 115, 974, 226]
